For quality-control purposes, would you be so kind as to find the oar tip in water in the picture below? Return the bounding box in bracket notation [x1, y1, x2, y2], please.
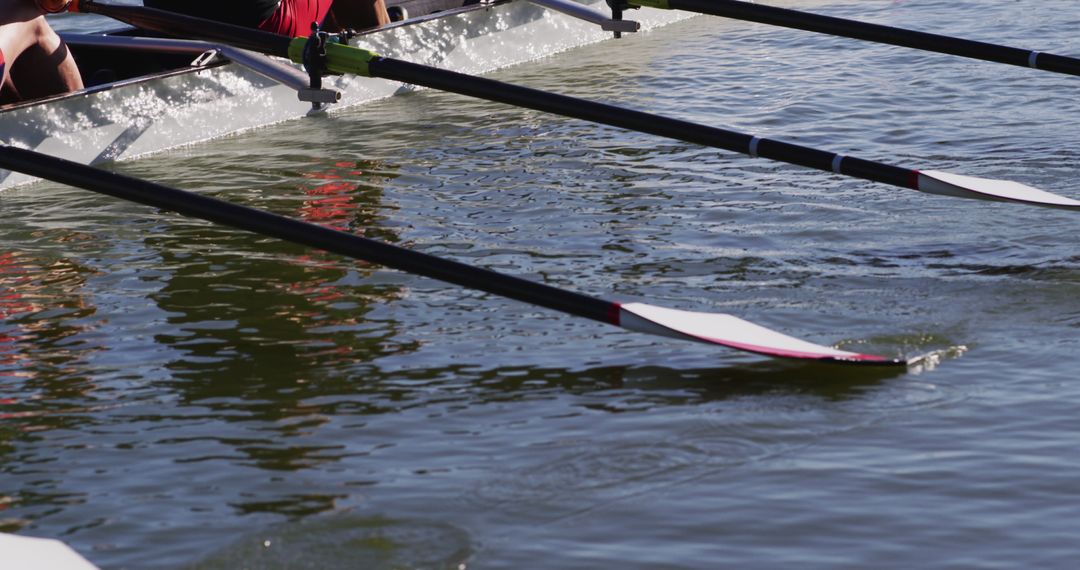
[0, 146, 922, 368]
[615, 302, 910, 366]
[916, 170, 1080, 210]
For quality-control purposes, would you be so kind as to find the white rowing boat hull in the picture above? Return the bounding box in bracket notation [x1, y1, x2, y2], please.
[0, 0, 690, 190]
[0, 533, 99, 570]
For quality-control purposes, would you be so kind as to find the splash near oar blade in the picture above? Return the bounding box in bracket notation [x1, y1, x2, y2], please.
[617, 303, 906, 365]
[917, 171, 1080, 210]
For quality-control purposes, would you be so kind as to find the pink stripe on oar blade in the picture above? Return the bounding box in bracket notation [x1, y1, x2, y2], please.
[618, 302, 900, 364]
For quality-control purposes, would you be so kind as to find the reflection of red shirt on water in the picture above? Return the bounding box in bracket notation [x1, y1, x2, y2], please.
[0, 252, 30, 321]
[288, 162, 370, 301]
[299, 161, 367, 230]
[0, 252, 34, 373]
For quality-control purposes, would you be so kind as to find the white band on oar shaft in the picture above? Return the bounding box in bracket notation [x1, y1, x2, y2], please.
[832, 154, 845, 174]
[748, 136, 762, 158]
[1028, 51, 1041, 69]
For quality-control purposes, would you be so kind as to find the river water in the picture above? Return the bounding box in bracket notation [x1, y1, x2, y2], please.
[3, 1, 1079, 568]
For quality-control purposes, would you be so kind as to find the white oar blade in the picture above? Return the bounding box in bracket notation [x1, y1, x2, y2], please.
[917, 170, 1080, 210]
[0, 533, 99, 570]
[617, 302, 903, 364]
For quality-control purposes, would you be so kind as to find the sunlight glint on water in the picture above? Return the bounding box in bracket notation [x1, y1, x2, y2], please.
[3, 1, 1079, 568]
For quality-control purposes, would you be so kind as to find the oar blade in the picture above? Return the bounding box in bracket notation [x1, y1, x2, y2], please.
[0, 146, 922, 367]
[917, 170, 1080, 210]
[617, 302, 908, 365]
[75, 1, 1078, 213]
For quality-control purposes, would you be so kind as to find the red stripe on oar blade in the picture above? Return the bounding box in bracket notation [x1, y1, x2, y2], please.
[908, 169, 921, 190]
[608, 302, 623, 326]
[618, 302, 901, 364]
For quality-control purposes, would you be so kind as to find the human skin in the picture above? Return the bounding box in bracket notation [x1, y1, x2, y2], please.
[0, 0, 83, 102]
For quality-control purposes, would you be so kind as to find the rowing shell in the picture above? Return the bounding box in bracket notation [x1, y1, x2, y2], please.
[0, 533, 99, 570]
[0, 0, 690, 190]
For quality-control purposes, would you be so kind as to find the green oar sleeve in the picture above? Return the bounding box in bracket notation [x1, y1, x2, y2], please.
[287, 37, 379, 77]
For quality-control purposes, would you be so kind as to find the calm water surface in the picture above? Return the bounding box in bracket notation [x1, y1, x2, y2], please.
[3, 1, 1079, 568]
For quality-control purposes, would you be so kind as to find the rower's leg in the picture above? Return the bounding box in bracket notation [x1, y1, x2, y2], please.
[5, 16, 82, 101]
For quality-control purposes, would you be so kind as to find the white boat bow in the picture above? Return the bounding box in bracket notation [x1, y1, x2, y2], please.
[0, 533, 99, 570]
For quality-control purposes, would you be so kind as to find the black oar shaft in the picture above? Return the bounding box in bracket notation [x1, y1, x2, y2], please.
[0, 146, 612, 324]
[368, 57, 915, 188]
[80, 0, 915, 189]
[73, 1, 293, 56]
[664, 0, 1080, 77]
